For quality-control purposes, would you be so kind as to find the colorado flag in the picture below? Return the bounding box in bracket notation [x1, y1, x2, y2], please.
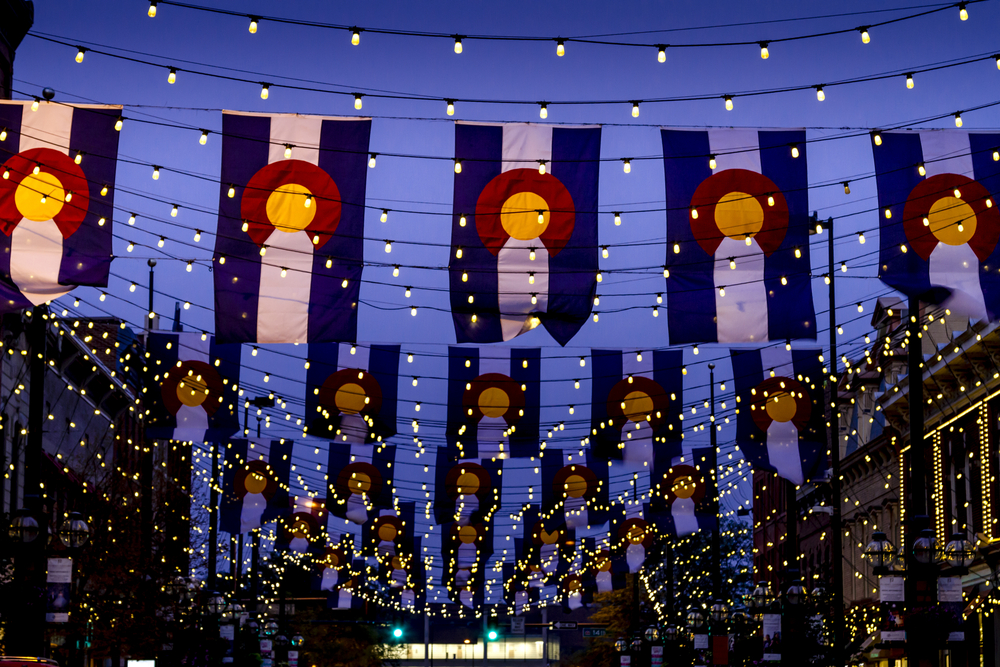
[144, 332, 241, 442]
[451, 123, 601, 345]
[874, 130, 1000, 321]
[219, 439, 293, 534]
[662, 129, 815, 344]
[214, 112, 370, 343]
[648, 447, 717, 538]
[0, 101, 120, 311]
[446, 346, 540, 459]
[731, 347, 825, 485]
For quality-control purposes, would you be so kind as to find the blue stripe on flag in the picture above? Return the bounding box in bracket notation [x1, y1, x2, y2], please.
[446, 346, 479, 455]
[653, 349, 684, 457]
[874, 133, 938, 301]
[968, 133, 1000, 316]
[220, 438, 250, 534]
[510, 347, 541, 458]
[589, 349, 623, 459]
[451, 124, 504, 343]
[544, 126, 601, 346]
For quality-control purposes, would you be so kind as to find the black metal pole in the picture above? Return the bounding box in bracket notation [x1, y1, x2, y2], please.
[825, 219, 845, 665]
[208, 442, 220, 589]
[141, 260, 156, 568]
[20, 304, 48, 656]
[782, 479, 799, 667]
[708, 364, 721, 599]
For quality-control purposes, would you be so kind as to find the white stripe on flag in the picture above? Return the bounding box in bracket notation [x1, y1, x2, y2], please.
[175, 403, 210, 441]
[623, 347, 655, 465]
[919, 131, 973, 178]
[478, 347, 510, 375]
[671, 497, 699, 536]
[268, 115, 323, 166]
[918, 132, 986, 320]
[477, 347, 511, 459]
[714, 237, 768, 342]
[10, 220, 71, 305]
[561, 450, 589, 529]
[256, 116, 321, 343]
[498, 240, 548, 341]
[180, 333, 211, 363]
[257, 231, 314, 343]
[20, 103, 73, 154]
[708, 129, 761, 173]
[502, 124, 553, 173]
[758, 347, 803, 484]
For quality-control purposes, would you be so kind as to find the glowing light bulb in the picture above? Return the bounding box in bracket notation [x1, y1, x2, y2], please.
[528, 273, 535, 285]
[955, 112, 963, 128]
[454, 159, 462, 174]
[993, 150, 999, 162]
[74, 152, 83, 165]
[411, 307, 417, 317]
[381, 209, 388, 223]
[537, 210, 545, 225]
[385, 241, 392, 253]
[767, 195, 775, 207]
[691, 207, 698, 219]
[228, 185, 236, 198]
[404, 286, 411, 297]
[284, 144, 292, 159]
[446, 100, 455, 116]
[351, 28, 361, 45]
[304, 195, 312, 208]
[794, 247, 801, 258]
[529, 248, 535, 261]
[393, 266, 400, 277]
[954, 188, 962, 198]
[167, 67, 178, 84]
[917, 163, 926, 177]
[631, 101, 640, 118]
[32, 163, 40, 175]
[593, 295, 599, 306]
[872, 131, 882, 146]
[186, 262, 193, 273]
[194, 230, 201, 242]
[128, 213, 136, 225]
[531, 294, 537, 305]
[280, 267, 287, 278]
[64, 192, 72, 203]
[130, 282, 137, 292]
[653, 307, 659, 317]
[729, 258, 736, 270]
[790, 145, 799, 158]
[152, 166, 160, 180]
[454, 37, 463, 54]
[885, 208, 892, 219]
[596, 271, 602, 282]
[781, 276, 788, 285]
[30, 99, 39, 112]
[602, 246, 609, 259]
[0, 128, 6, 141]
[860, 27, 870, 44]
[622, 159, 631, 174]
[538, 161, 546, 175]
[858, 232, 866, 244]
[76, 47, 86, 63]
[127, 242, 134, 252]
[325, 257, 332, 269]
[459, 214, 466, 227]
[199, 130, 209, 145]
[906, 73, 914, 89]
[815, 86, 825, 101]
[959, 3, 968, 20]
[148, 1, 157, 18]
[841, 262, 847, 272]
[539, 103, 548, 119]
[248, 16, 259, 33]
[657, 45, 666, 63]
[719, 286, 726, 297]
[759, 42, 769, 59]
[158, 237, 165, 248]
[614, 212, 621, 226]
[724, 96, 733, 111]
[115, 117, 123, 131]
[745, 237, 752, 246]
[556, 40, 565, 57]
[171, 204, 178, 217]
[673, 242, 680, 254]
[260, 84, 269, 100]
[709, 155, 717, 170]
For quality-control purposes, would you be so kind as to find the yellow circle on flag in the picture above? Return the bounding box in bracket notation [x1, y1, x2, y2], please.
[478, 387, 509, 418]
[176, 375, 209, 407]
[350, 471, 372, 494]
[715, 191, 764, 240]
[15, 172, 65, 222]
[501, 191, 549, 240]
[458, 525, 478, 544]
[622, 390, 654, 422]
[540, 528, 560, 544]
[266, 182, 316, 233]
[564, 474, 587, 498]
[378, 523, 398, 541]
[672, 475, 697, 499]
[765, 391, 797, 422]
[334, 383, 366, 415]
[245, 470, 267, 494]
[928, 196, 976, 246]
[456, 472, 481, 495]
[627, 525, 646, 544]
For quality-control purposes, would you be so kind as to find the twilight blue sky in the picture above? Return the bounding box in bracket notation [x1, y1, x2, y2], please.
[11, 0, 1000, 594]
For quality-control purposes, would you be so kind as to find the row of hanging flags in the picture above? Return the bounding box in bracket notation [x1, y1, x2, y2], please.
[5, 100, 1000, 342]
[215, 434, 721, 613]
[142, 332, 826, 484]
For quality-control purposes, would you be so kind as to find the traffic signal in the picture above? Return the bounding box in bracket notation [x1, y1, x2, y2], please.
[392, 626, 403, 640]
[486, 627, 499, 641]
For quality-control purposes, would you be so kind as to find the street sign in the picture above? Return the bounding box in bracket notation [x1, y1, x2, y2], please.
[511, 617, 525, 634]
[552, 621, 578, 630]
[582, 628, 607, 638]
[620, 657, 631, 666]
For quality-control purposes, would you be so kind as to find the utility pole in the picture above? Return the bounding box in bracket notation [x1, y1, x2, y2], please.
[141, 259, 156, 569]
[822, 217, 845, 664]
[208, 442, 220, 588]
[708, 364, 721, 598]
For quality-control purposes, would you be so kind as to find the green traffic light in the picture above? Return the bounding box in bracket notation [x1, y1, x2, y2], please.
[487, 630, 498, 641]
[393, 628, 403, 639]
